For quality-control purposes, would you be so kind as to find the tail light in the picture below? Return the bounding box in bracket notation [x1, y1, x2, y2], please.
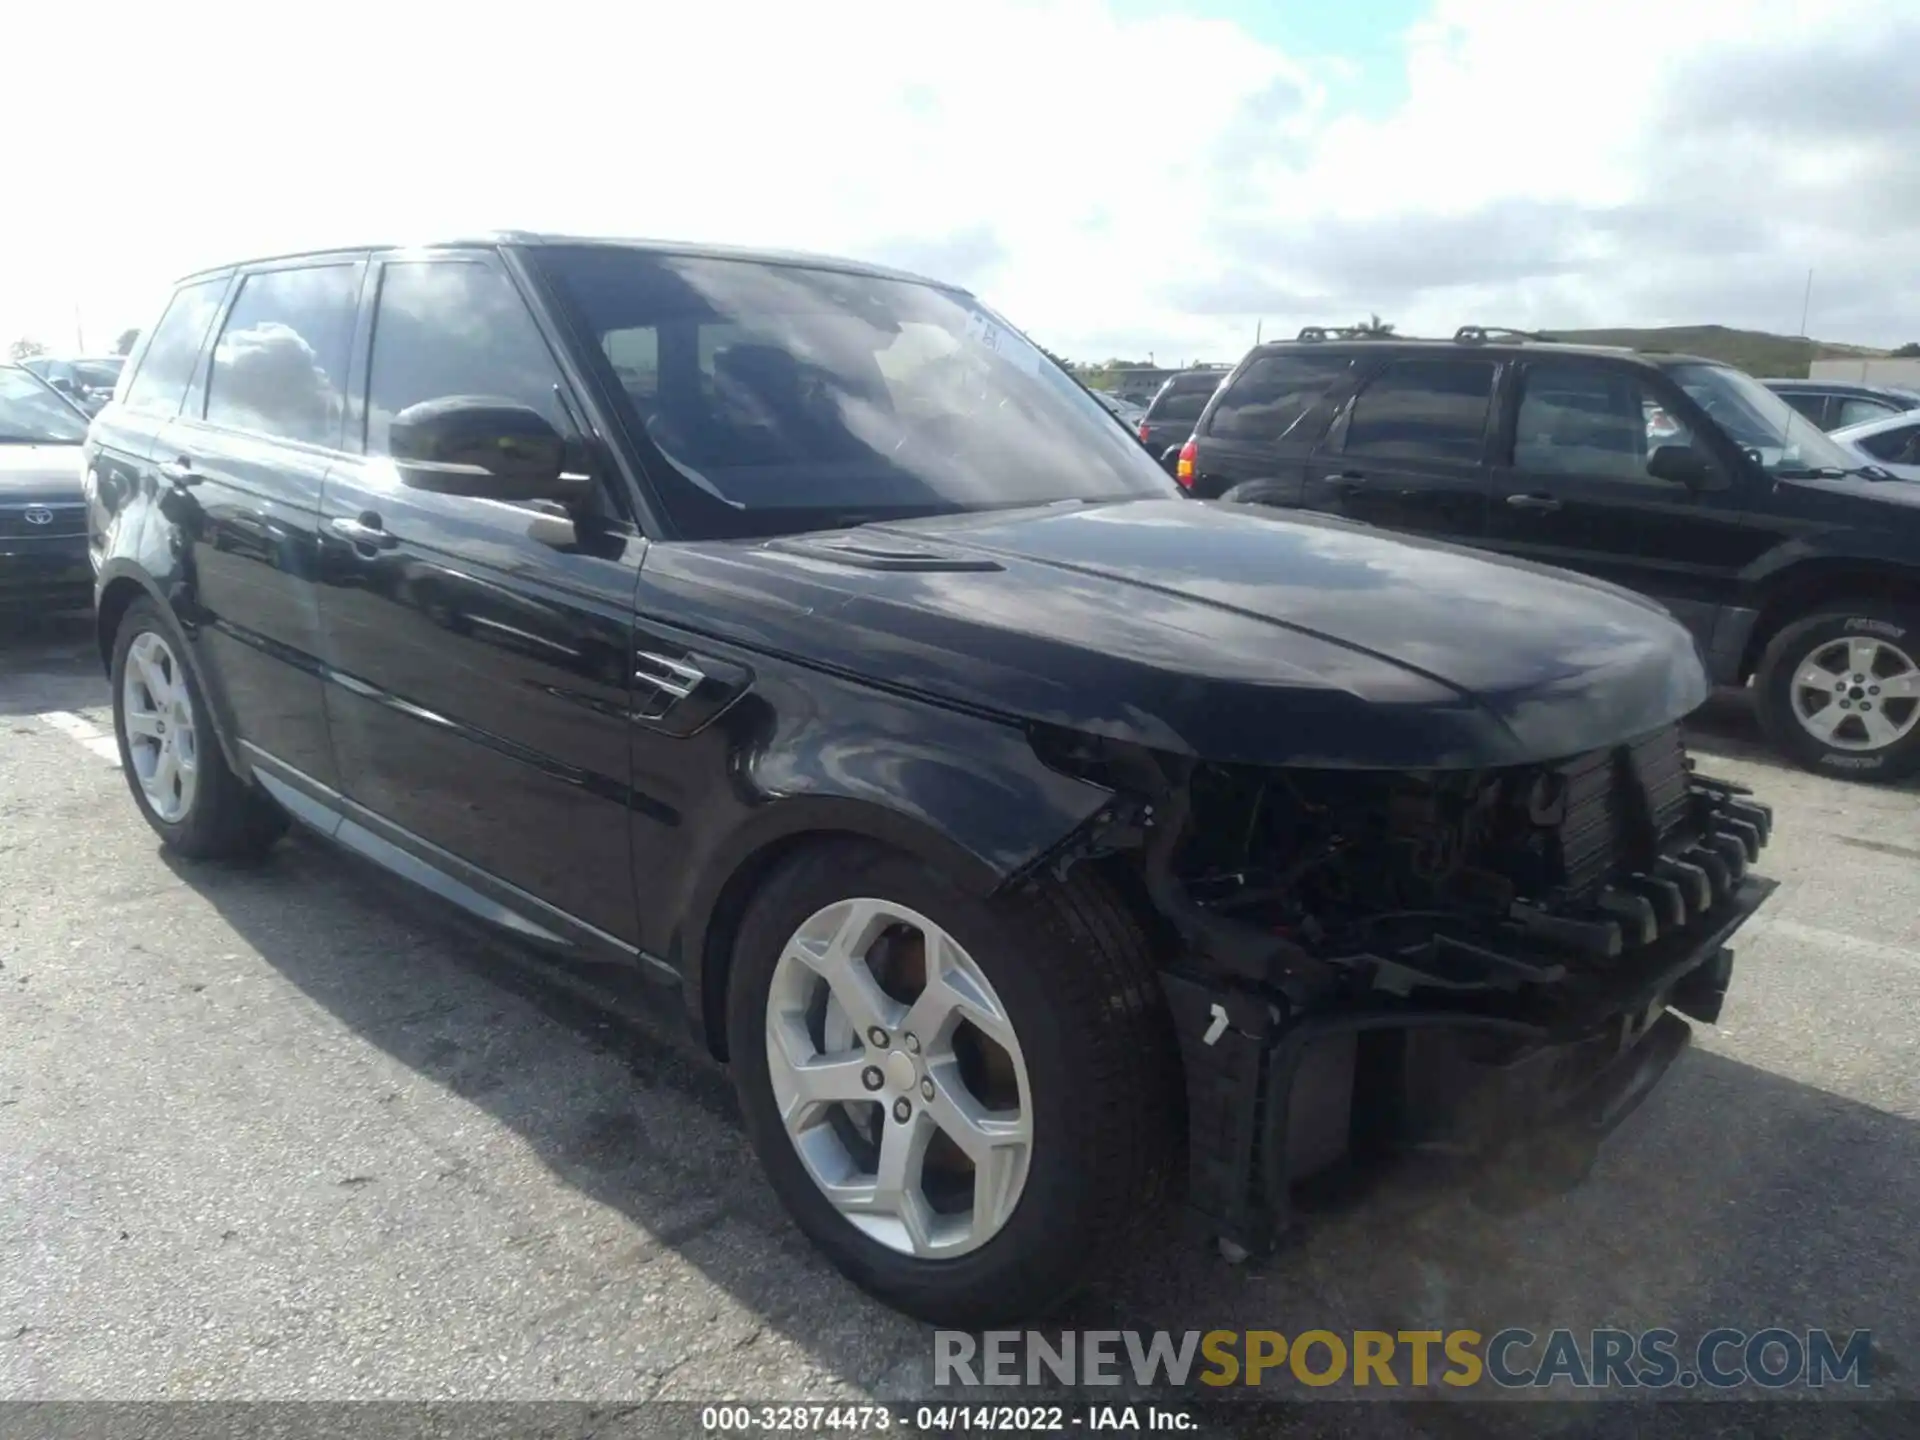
[1175, 438, 1197, 488]
[1137, 421, 1152, 444]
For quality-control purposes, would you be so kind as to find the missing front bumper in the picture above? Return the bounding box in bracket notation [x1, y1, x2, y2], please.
[1161, 873, 1777, 1256]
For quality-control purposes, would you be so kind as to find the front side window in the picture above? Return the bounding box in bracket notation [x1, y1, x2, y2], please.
[1836, 396, 1899, 429]
[365, 260, 570, 457]
[1342, 358, 1495, 463]
[121, 278, 227, 417]
[204, 265, 359, 446]
[1778, 391, 1828, 424]
[1513, 361, 1697, 482]
[530, 246, 1174, 540]
[1206, 354, 1351, 443]
[0, 367, 90, 444]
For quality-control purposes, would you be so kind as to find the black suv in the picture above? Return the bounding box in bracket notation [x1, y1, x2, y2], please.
[1136, 366, 1230, 465]
[87, 244, 1774, 1325]
[1179, 326, 1920, 780]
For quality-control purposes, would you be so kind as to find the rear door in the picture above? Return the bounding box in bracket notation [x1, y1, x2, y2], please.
[1187, 351, 1356, 501]
[316, 249, 647, 956]
[1139, 372, 1222, 458]
[1298, 354, 1499, 545]
[1481, 356, 1780, 645]
[153, 257, 364, 789]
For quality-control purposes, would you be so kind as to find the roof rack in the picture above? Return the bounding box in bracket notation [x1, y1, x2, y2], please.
[1453, 325, 1558, 346]
[1296, 326, 1399, 343]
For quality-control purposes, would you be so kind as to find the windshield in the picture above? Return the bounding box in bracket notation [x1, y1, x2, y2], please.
[1663, 362, 1865, 474]
[70, 359, 123, 391]
[0, 367, 89, 443]
[533, 247, 1175, 540]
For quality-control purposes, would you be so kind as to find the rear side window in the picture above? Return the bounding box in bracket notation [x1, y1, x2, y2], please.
[1342, 358, 1495, 463]
[1206, 354, 1350, 443]
[204, 265, 359, 446]
[1147, 375, 1221, 424]
[1858, 422, 1920, 464]
[120, 278, 227, 417]
[365, 260, 570, 456]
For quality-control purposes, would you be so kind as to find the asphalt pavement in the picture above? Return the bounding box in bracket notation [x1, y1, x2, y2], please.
[2, 613, 1915, 1427]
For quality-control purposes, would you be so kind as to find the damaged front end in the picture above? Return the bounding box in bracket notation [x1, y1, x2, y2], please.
[1037, 723, 1776, 1255]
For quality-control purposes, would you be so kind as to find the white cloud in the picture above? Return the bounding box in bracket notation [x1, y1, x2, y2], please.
[3, 0, 1915, 363]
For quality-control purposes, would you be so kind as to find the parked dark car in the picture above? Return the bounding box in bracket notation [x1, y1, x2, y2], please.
[88, 242, 1774, 1325]
[1, 363, 94, 616]
[1761, 378, 1920, 432]
[1178, 326, 1920, 781]
[1136, 367, 1229, 466]
[22, 355, 126, 417]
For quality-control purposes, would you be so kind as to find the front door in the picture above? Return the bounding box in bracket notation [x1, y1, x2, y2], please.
[316, 252, 646, 956]
[1300, 355, 1499, 545]
[1480, 357, 1779, 648]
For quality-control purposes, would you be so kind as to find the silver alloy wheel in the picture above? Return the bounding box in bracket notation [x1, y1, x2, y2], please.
[122, 630, 199, 823]
[1790, 634, 1920, 751]
[765, 898, 1032, 1259]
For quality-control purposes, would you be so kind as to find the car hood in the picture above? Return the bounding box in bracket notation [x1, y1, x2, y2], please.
[0, 443, 85, 499]
[637, 499, 1709, 770]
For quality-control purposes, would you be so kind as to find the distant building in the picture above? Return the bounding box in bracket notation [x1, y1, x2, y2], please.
[1807, 358, 1920, 389]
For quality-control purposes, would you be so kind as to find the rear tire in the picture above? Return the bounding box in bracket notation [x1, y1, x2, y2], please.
[726, 840, 1180, 1326]
[110, 598, 288, 860]
[1755, 601, 1920, 781]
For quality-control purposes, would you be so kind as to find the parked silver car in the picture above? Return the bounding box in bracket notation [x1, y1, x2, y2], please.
[1830, 408, 1920, 481]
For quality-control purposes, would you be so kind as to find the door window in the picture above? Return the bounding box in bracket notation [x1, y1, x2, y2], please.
[1857, 423, 1920, 465]
[1835, 396, 1900, 428]
[1206, 354, 1351, 443]
[365, 260, 570, 456]
[1342, 358, 1495, 462]
[120, 277, 228, 417]
[1778, 392, 1829, 425]
[1147, 375, 1222, 425]
[1513, 361, 1696, 482]
[204, 265, 360, 446]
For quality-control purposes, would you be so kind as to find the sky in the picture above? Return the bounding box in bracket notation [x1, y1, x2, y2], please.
[5, 0, 1917, 365]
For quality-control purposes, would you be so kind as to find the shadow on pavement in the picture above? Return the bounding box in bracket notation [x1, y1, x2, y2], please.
[160, 816, 1918, 1421]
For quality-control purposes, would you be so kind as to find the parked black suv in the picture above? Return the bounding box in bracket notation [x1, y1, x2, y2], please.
[1762, 378, 1920, 432]
[1137, 366, 1229, 466]
[1179, 326, 1920, 780]
[87, 244, 1774, 1325]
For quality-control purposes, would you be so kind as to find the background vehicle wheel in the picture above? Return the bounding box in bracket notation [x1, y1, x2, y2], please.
[726, 840, 1179, 1327]
[1756, 602, 1920, 781]
[110, 598, 288, 860]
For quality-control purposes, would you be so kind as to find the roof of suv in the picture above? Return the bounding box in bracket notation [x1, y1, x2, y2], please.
[173, 232, 950, 290]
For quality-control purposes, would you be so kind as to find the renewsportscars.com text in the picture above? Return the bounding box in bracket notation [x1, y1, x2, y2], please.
[934, 1328, 1873, 1391]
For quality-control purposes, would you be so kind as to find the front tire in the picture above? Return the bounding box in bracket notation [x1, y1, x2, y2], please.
[110, 598, 288, 860]
[726, 840, 1180, 1327]
[1755, 601, 1920, 781]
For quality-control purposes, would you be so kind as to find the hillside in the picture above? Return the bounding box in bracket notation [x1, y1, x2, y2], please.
[1544, 325, 1887, 377]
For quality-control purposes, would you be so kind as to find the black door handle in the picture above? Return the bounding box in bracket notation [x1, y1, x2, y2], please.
[1323, 472, 1367, 491]
[330, 513, 397, 550]
[1505, 493, 1563, 512]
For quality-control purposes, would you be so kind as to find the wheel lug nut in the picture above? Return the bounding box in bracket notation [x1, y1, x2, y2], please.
[1854, 674, 1865, 683]
[1870, 686, 1881, 695]
[866, 1027, 888, 1047]
[861, 1067, 884, 1092]
[892, 1098, 911, 1123]
[1862, 702, 1873, 711]
[903, 1033, 920, 1054]
[920, 1077, 934, 1101]
[1840, 700, 1852, 709]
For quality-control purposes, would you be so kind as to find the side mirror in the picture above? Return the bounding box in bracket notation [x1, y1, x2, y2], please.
[1647, 444, 1726, 490]
[388, 396, 588, 505]
[1159, 444, 1183, 477]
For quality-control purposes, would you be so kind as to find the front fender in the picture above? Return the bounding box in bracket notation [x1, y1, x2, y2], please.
[648, 661, 1118, 1055]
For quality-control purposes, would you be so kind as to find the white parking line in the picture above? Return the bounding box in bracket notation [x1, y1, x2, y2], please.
[1747, 915, 1920, 975]
[37, 710, 123, 765]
